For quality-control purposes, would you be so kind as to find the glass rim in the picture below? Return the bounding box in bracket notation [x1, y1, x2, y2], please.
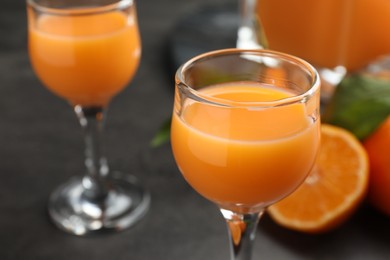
[26, 0, 134, 16]
[175, 48, 321, 108]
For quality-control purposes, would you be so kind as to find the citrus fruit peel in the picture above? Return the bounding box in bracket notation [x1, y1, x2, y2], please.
[363, 116, 390, 216]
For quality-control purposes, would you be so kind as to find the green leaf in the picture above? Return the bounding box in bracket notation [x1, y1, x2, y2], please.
[150, 118, 171, 147]
[323, 74, 390, 140]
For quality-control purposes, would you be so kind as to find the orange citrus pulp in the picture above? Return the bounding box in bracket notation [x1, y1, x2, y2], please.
[268, 124, 369, 233]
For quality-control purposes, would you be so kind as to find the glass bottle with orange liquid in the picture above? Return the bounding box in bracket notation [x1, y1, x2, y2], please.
[27, 0, 150, 235]
[171, 49, 320, 259]
[238, 0, 390, 99]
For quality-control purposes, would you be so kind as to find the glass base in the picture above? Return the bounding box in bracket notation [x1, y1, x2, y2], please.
[48, 172, 150, 236]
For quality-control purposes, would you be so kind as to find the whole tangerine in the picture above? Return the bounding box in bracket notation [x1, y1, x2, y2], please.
[363, 116, 390, 217]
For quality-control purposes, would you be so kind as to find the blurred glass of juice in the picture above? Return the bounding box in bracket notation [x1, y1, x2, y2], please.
[255, 0, 390, 97]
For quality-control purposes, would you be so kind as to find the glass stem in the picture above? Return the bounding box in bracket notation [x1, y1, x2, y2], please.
[74, 105, 111, 201]
[221, 208, 265, 260]
[237, 0, 268, 49]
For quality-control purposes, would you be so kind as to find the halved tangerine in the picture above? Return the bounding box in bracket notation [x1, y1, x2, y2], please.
[268, 124, 369, 233]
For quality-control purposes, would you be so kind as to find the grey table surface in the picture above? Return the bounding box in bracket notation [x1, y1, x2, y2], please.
[1, 0, 390, 259]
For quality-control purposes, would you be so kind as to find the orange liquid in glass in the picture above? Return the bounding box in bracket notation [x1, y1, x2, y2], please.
[29, 11, 141, 106]
[171, 83, 319, 207]
[258, 0, 390, 71]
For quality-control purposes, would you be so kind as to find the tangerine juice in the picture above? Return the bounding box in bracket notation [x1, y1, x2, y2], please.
[171, 83, 320, 208]
[258, 0, 390, 72]
[28, 10, 141, 106]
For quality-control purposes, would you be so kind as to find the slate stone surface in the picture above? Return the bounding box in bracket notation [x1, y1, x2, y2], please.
[0, 0, 389, 259]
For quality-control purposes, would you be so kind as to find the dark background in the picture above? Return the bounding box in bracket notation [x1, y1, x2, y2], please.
[1, 0, 390, 259]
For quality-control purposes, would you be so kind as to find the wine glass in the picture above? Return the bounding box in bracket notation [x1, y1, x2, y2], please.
[27, 0, 150, 235]
[171, 49, 320, 259]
